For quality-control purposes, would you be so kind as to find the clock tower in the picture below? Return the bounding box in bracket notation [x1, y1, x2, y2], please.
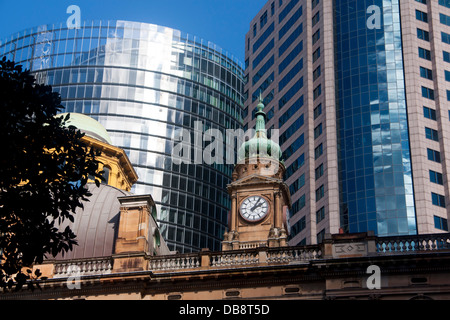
[222, 99, 291, 250]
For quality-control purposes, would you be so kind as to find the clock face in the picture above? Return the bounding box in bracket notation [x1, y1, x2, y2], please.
[240, 196, 269, 222]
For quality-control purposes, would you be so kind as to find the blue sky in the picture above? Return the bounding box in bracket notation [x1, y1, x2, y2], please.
[0, 0, 267, 62]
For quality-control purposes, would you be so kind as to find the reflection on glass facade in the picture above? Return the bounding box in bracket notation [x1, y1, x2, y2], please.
[334, 0, 417, 236]
[0, 20, 245, 252]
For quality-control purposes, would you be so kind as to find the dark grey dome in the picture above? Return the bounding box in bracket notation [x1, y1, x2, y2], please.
[53, 183, 133, 260]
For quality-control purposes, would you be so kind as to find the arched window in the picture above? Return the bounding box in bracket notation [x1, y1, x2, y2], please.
[102, 166, 110, 184]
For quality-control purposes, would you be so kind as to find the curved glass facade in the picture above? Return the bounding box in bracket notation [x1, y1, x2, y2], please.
[334, 1, 417, 236]
[0, 20, 245, 252]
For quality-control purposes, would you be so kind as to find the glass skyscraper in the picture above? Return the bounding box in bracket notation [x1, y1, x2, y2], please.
[334, 0, 416, 236]
[0, 20, 245, 252]
[245, 0, 450, 244]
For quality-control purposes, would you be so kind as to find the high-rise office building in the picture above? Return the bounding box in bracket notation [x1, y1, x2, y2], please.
[0, 20, 245, 252]
[244, 0, 450, 245]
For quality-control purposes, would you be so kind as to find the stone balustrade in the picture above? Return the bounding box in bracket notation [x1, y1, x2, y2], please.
[50, 233, 450, 276]
[376, 233, 450, 253]
[53, 257, 113, 278]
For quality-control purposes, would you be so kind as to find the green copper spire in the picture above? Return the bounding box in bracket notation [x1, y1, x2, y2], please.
[255, 94, 267, 136]
[237, 98, 283, 163]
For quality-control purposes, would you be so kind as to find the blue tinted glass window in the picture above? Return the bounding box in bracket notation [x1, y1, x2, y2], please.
[253, 55, 274, 85]
[285, 153, 305, 180]
[420, 66, 433, 80]
[434, 215, 449, 231]
[443, 32, 450, 44]
[425, 127, 439, 141]
[444, 51, 450, 63]
[430, 170, 444, 185]
[427, 148, 441, 163]
[278, 77, 303, 109]
[279, 95, 304, 127]
[279, 41, 303, 74]
[432, 192, 446, 208]
[279, 114, 304, 145]
[279, 0, 300, 23]
[279, 6, 303, 40]
[252, 38, 274, 69]
[416, 10, 428, 22]
[253, 22, 275, 53]
[279, 58, 303, 91]
[422, 86, 435, 100]
[423, 106, 437, 120]
[440, 0, 450, 8]
[417, 28, 430, 41]
[279, 24, 303, 56]
[283, 133, 304, 160]
[418, 47, 431, 60]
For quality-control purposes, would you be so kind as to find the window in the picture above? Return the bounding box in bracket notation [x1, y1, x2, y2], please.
[312, 12, 320, 26]
[279, 95, 304, 128]
[271, 2, 275, 16]
[283, 134, 304, 160]
[253, 22, 275, 53]
[432, 192, 446, 208]
[419, 47, 431, 60]
[285, 153, 305, 180]
[312, 29, 320, 45]
[430, 170, 444, 185]
[423, 106, 437, 120]
[314, 123, 323, 139]
[440, 0, 450, 8]
[416, 0, 426, 4]
[260, 11, 268, 29]
[444, 51, 450, 63]
[253, 55, 274, 85]
[422, 86, 435, 100]
[313, 47, 321, 62]
[278, 77, 304, 109]
[289, 173, 305, 195]
[279, 41, 303, 74]
[253, 23, 257, 37]
[279, 6, 303, 40]
[313, 84, 322, 100]
[317, 228, 326, 244]
[313, 65, 321, 81]
[443, 32, 450, 45]
[315, 163, 324, 180]
[253, 38, 274, 69]
[279, 58, 303, 91]
[445, 70, 450, 82]
[279, 0, 300, 23]
[434, 215, 449, 231]
[441, 13, 450, 27]
[292, 195, 306, 215]
[417, 28, 430, 41]
[420, 66, 433, 80]
[312, 0, 319, 9]
[279, 24, 303, 56]
[101, 166, 110, 184]
[427, 148, 441, 163]
[291, 215, 306, 235]
[279, 114, 304, 145]
[425, 127, 439, 141]
[314, 103, 322, 119]
[316, 207, 325, 223]
[316, 185, 325, 201]
[315, 143, 323, 159]
[416, 10, 428, 23]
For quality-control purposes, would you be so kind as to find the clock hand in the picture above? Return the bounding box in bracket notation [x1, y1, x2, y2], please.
[250, 199, 261, 211]
[252, 202, 264, 211]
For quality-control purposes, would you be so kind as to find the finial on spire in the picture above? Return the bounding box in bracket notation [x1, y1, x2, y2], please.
[257, 92, 264, 112]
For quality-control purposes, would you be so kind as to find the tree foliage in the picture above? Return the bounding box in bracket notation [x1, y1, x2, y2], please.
[0, 57, 103, 290]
